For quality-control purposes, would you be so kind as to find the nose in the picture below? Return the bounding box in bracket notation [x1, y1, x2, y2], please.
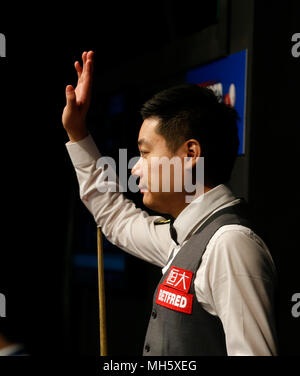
[131, 157, 143, 176]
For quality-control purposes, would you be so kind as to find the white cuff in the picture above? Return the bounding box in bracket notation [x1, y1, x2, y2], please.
[65, 134, 101, 166]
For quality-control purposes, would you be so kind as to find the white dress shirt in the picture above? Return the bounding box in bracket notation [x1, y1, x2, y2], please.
[66, 134, 278, 356]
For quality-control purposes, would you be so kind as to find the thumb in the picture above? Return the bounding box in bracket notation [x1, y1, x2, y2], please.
[65, 85, 77, 108]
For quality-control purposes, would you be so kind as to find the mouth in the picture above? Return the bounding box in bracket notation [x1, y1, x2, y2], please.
[138, 184, 148, 193]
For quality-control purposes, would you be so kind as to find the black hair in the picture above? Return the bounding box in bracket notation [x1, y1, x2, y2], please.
[140, 83, 240, 186]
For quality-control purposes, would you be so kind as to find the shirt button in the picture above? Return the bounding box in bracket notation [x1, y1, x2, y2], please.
[145, 344, 150, 352]
[151, 310, 157, 319]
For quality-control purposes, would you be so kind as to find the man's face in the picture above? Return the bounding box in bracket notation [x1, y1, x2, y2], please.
[131, 117, 187, 214]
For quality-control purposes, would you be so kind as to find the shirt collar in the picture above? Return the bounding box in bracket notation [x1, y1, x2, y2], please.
[172, 184, 237, 245]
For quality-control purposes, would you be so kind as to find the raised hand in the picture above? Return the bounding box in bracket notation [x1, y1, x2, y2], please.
[62, 50, 94, 142]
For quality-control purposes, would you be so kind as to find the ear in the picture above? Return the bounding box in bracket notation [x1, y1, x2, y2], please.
[186, 139, 201, 168]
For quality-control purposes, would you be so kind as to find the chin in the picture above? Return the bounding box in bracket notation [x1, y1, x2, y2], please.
[142, 192, 164, 214]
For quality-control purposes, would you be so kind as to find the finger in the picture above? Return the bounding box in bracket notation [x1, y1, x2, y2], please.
[79, 73, 92, 104]
[81, 51, 88, 75]
[85, 51, 94, 75]
[65, 85, 77, 108]
[87, 50, 94, 61]
[82, 51, 87, 67]
[74, 61, 82, 79]
[86, 60, 93, 74]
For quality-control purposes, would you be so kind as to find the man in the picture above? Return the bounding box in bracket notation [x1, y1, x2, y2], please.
[63, 51, 278, 355]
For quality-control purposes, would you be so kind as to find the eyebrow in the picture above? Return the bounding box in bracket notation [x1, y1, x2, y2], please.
[137, 138, 152, 147]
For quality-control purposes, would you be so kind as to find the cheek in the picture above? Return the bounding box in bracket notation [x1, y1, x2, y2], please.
[138, 158, 147, 177]
[145, 155, 181, 192]
[147, 159, 161, 192]
[139, 158, 151, 188]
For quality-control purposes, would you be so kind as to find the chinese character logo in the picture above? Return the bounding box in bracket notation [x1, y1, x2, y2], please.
[164, 266, 193, 293]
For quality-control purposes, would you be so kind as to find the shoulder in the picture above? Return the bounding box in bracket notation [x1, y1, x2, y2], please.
[203, 224, 277, 282]
[210, 224, 266, 249]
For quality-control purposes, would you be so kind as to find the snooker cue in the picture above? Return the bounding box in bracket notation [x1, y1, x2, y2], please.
[97, 226, 107, 356]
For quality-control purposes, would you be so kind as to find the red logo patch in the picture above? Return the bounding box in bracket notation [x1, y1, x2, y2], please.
[163, 266, 193, 293]
[156, 284, 193, 314]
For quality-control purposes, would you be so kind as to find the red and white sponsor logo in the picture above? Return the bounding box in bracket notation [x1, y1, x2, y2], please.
[163, 266, 193, 293]
[156, 284, 193, 314]
[198, 81, 236, 107]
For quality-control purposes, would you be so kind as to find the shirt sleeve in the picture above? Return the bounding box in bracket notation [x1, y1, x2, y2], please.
[194, 225, 279, 356]
[65, 134, 172, 268]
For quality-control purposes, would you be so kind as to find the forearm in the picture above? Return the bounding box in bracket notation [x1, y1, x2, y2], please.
[66, 134, 171, 267]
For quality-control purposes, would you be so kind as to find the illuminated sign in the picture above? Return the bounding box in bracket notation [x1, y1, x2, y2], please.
[186, 49, 248, 155]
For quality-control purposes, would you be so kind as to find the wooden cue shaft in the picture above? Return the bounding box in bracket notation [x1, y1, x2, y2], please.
[97, 226, 107, 356]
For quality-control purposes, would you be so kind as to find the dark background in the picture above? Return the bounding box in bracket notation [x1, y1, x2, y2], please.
[0, 0, 299, 357]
